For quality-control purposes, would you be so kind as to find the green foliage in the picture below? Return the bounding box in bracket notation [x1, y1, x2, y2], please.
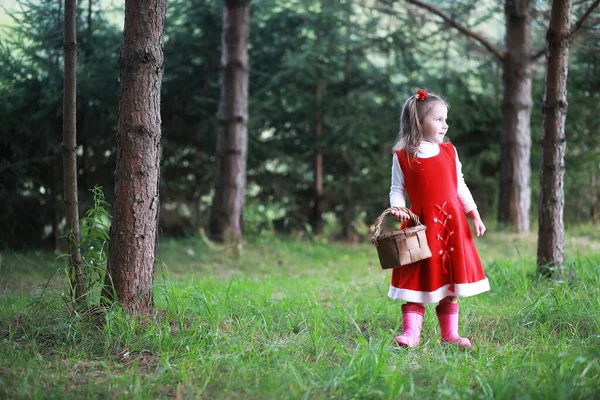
[160, 0, 222, 205]
[56, 185, 111, 308]
[0, 0, 598, 248]
[0, 0, 65, 249]
[563, 27, 600, 222]
[1, 233, 600, 398]
[78, 186, 111, 303]
[0, 0, 121, 249]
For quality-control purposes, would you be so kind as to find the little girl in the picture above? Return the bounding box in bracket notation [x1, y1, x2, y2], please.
[388, 89, 490, 348]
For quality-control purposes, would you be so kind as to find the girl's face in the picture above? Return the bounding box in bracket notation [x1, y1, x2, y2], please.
[421, 102, 448, 144]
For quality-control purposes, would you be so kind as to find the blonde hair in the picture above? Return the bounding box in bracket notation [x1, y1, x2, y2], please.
[392, 91, 449, 160]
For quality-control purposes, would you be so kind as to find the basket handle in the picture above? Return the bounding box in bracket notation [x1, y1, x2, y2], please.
[371, 206, 421, 246]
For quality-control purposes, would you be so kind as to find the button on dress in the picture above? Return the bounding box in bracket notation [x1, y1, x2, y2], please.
[388, 142, 490, 304]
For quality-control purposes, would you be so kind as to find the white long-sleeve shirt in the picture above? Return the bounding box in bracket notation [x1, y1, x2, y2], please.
[389, 141, 477, 213]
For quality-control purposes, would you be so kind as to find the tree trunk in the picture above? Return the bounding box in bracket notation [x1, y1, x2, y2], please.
[498, 0, 534, 234]
[104, 0, 167, 314]
[63, 0, 85, 303]
[591, 172, 598, 224]
[87, 0, 93, 37]
[312, 83, 324, 235]
[209, 0, 251, 243]
[340, 45, 354, 241]
[537, 0, 571, 277]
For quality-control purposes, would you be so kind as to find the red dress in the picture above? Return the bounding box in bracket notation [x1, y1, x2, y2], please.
[388, 142, 490, 304]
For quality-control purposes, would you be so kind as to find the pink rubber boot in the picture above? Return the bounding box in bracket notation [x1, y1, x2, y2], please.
[395, 303, 425, 348]
[436, 302, 471, 347]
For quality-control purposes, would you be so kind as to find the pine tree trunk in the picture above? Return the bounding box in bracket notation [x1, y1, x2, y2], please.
[537, 0, 571, 277]
[87, 0, 93, 37]
[498, 0, 534, 234]
[104, 0, 166, 314]
[340, 46, 353, 241]
[591, 172, 598, 223]
[63, 0, 85, 303]
[209, 0, 251, 243]
[312, 83, 324, 235]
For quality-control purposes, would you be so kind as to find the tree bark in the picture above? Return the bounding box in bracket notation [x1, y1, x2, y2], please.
[498, 0, 534, 233]
[209, 0, 251, 243]
[104, 0, 167, 314]
[63, 0, 85, 303]
[312, 83, 324, 235]
[591, 172, 598, 224]
[537, 0, 571, 277]
[88, 0, 93, 37]
[340, 43, 356, 241]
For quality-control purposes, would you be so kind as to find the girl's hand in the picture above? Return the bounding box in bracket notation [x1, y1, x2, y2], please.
[472, 218, 486, 237]
[467, 208, 486, 237]
[391, 209, 411, 222]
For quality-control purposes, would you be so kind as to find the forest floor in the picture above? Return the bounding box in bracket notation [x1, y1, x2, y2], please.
[1, 227, 600, 399]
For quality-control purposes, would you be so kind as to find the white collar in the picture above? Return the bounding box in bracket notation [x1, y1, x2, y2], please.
[418, 141, 440, 157]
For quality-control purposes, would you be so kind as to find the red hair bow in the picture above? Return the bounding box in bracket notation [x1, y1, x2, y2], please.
[416, 89, 428, 101]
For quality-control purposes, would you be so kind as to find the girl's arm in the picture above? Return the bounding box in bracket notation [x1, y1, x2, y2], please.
[389, 155, 411, 221]
[390, 155, 406, 207]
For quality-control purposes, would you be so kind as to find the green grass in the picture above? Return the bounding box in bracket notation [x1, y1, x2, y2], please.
[1, 231, 600, 399]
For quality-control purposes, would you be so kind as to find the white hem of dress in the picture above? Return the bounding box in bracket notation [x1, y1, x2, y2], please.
[387, 279, 490, 304]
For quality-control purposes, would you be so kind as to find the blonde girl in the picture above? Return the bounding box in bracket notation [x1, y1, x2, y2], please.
[388, 89, 489, 348]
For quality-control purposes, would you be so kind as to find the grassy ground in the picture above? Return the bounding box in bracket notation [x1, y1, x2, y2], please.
[1, 230, 600, 399]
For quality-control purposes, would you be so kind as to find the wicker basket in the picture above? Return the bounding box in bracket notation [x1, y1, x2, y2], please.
[371, 207, 432, 270]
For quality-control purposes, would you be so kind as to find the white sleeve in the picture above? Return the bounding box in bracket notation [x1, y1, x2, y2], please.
[454, 146, 477, 213]
[389, 154, 406, 208]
